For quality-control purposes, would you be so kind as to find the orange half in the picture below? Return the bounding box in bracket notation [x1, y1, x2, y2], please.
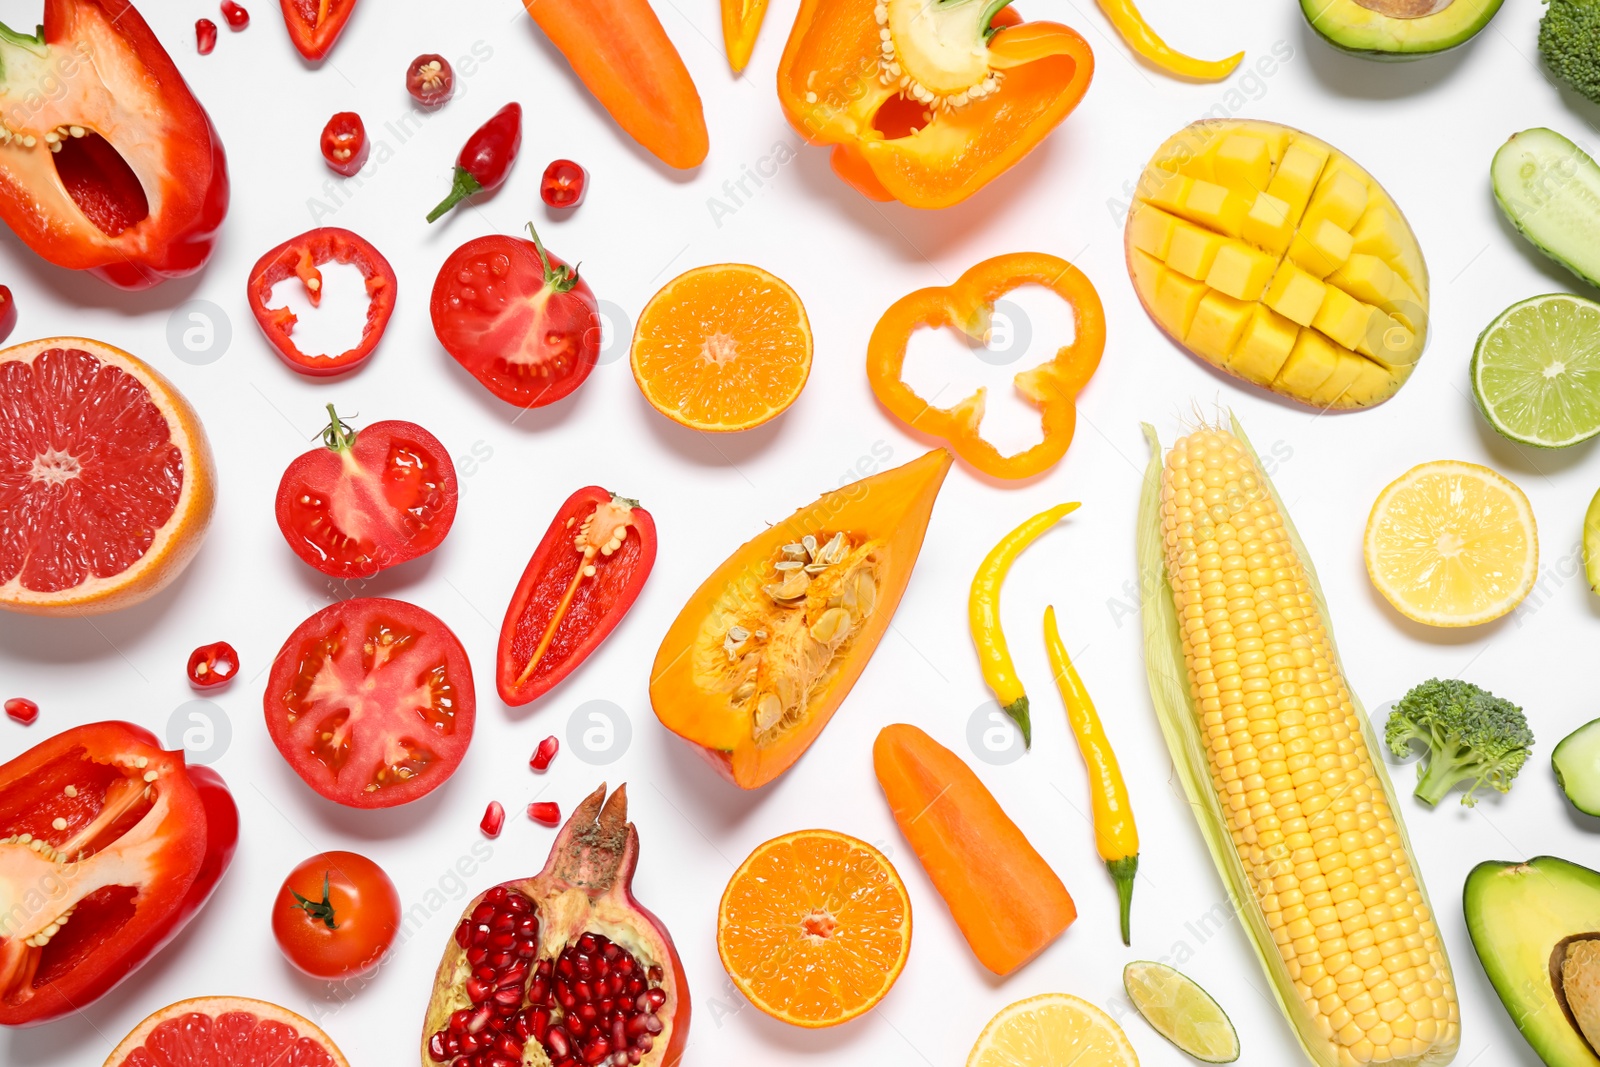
[630, 263, 812, 431]
[717, 829, 912, 1027]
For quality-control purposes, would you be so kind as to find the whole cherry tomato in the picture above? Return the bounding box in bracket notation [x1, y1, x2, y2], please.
[540, 159, 586, 209]
[187, 641, 239, 690]
[320, 112, 368, 177]
[407, 54, 454, 107]
[272, 851, 400, 978]
[430, 225, 600, 408]
[275, 407, 458, 578]
[426, 102, 522, 222]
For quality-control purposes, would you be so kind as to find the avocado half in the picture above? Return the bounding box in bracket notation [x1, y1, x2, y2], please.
[1465, 857, 1600, 1066]
[1301, 0, 1505, 59]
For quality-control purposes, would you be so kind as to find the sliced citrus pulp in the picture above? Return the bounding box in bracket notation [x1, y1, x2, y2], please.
[717, 829, 910, 1027]
[966, 993, 1139, 1067]
[1364, 460, 1537, 627]
[1471, 293, 1600, 448]
[0, 338, 214, 615]
[1123, 960, 1239, 1063]
[630, 263, 811, 431]
[104, 995, 350, 1067]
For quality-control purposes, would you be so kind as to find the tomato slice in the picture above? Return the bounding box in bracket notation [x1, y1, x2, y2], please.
[496, 487, 656, 705]
[247, 227, 398, 376]
[265, 598, 476, 808]
[275, 409, 458, 578]
[429, 228, 600, 408]
[279, 0, 358, 60]
[0, 721, 238, 1025]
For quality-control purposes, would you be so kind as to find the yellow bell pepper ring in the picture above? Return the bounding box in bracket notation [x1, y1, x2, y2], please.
[867, 253, 1105, 481]
[968, 502, 1079, 747]
[1095, 0, 1243, 81]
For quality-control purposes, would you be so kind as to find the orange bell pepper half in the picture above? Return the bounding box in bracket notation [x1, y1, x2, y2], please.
[867, 252, 1104, 480]
[777, 0, 1092, 208]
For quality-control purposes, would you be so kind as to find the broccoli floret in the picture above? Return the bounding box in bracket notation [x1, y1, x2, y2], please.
[1385, 678, 1533, 807]
[1541, 0, 1600, 106]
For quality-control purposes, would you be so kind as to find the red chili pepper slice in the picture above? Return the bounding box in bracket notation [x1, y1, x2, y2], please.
[4, 697, 38, 724]
[0, 721, 239, 1025]
[496, 487, 657, 706]
[246, 227, 398, 376]
[540, 159, 587, 209]
[407, 54, 454, 107]
[220, 1, 250, 29]
[427, 103, 522, 222]
[320, 112, 368, 176]
[187, 641, 239, 690]
[279, 0, 358, 60]
[196, 18, 218, 53]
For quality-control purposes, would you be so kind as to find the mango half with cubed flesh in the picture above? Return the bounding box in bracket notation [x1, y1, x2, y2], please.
[1126, 119, 1429, 410]
[650, 449, 952, 789]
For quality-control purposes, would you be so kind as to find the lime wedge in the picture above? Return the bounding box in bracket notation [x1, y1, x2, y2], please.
[1123, 960, 1239, 1063]
[1472, 293, 1600, 448]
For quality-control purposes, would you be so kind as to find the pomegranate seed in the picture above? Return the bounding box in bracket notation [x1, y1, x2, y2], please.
[528, 801, 560, 826]
[480, 801, 506, 837]
[5, 698, 38, 725]
[530, 735, 559, 771]
[195, 18, 217, 54]
[220, 0, 249, 28]
[547, 1028, 571, 1058]
[541, 159, 587, 209]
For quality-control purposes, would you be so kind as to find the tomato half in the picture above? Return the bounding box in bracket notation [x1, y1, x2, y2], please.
[247, 227, 398, 376]
[265, 598, 475, 809]
[430, 227, 600, 408]
[275, 409, 458, 578]
[272, 851, 399, 978]
[496, 488, 656, 705]
[0, 721, 238, 1025]
[279, 0, 357, 60]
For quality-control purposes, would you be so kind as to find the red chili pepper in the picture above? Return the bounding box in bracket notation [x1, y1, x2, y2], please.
[496, 487, 657, 706]
[527, 801, 560, 826]
[480, 801, 506, 838]
[320, 112, 368, 176]
[427, 103, 523, 223]
[4, 698, 38, 725]
[246, 227, 398, 376]
[196, 17, 218, 53]
[407, 54, 454, 107]
[0, 722, 239, 1025]
[530, 736, 559, 771]
[220, 0, 249, 28]
[0, 0, 229, 290]
[0, 286, 17, 344]
[279, 0, 357, 60]
[187, 641, 239, 690]
[540, 159, 587, 208]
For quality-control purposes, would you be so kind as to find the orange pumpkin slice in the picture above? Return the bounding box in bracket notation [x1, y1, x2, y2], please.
[649, 449, 952, 788]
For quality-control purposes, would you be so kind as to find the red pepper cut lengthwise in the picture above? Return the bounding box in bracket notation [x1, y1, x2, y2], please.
[246, 227, 397, 376]
[497, 488, 657, 706]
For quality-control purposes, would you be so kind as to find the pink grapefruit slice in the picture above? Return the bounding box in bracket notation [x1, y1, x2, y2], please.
[104, 996, 350, 1067]
[0, 337, 214, 615]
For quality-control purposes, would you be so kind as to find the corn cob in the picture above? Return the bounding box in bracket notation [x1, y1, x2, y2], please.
[1139, 419, 1458, 1067]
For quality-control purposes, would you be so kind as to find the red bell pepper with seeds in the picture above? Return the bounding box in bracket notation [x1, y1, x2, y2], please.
[0, 721, 238, 1026]
[0, 0, 229, 290]
[247, 227, 398, 376]
[497, 488, 657, 706]
[279, 0, 357, 60]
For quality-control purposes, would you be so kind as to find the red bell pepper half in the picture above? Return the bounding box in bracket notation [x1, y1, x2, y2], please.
[279, 0, 358, 61]
[0, 0, 229, 290]
[0, 721, 239, 1026]
[247, 227, 398, 376]
[497, 488, 657, 705]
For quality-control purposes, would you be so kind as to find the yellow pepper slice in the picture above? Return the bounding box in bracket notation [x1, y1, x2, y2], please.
[1045, 605, 1140, 944]
[1095, 0, 1242, 81]
[968, 503, 1078, 747]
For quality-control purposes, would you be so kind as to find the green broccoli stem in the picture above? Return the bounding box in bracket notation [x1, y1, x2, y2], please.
[1412, 745, 1481, 806]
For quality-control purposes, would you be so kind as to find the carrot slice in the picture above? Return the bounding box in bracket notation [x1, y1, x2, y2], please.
[872, 723, 1075, 975]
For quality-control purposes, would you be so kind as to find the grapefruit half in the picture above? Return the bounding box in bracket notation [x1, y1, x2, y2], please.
[104, 996, 350, 1067]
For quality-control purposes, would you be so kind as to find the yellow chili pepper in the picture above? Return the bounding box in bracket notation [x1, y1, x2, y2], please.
[968, 502, 1079, 747]
[1044, 604, 1139, 944]
[1095, 0, 1242, 81]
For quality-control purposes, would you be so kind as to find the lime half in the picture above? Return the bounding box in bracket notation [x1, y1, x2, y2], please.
[1471, 293, 1600, 448]
[1123, 960, 1239, 1063]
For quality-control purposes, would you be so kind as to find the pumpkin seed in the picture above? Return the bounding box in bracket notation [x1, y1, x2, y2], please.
[755, 693, 784, 732]
[810, 607, 851, 645]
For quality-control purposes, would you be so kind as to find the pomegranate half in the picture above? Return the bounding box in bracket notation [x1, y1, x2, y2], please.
[422, 784, 689, 1067]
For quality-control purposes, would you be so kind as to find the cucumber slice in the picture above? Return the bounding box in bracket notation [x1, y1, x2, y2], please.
[1492, 127, 1600, 289]
[1552, 717, 1600, 816]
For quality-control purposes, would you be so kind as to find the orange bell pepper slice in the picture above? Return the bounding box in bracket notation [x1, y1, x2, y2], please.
[777, 0, 1092, 208]
[867, 252, 1104, 480]
[721, 0, 770, 72]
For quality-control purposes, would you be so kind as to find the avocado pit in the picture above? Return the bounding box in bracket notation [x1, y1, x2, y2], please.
[1355, 0, 1456, 17]
[1552, 934, 1600, 1055]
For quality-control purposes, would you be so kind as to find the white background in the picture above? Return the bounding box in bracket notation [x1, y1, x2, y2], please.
[0, 0, 1591, 1064]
